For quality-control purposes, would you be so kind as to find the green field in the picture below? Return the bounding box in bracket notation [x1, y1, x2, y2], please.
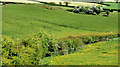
[2, 4, 118, 39]
[41, 38, 118, 65]
[2, 3, 119, 65]
[102, 3, 119, 10]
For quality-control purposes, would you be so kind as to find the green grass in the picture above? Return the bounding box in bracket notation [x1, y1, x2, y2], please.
[46, 38, 118, 65]
[2, 4, 119, 65]
[2, 4, 118, 39]
[102, 3, 119, 10]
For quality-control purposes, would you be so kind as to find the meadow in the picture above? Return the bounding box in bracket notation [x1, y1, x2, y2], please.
[102, 2, 119, 10]
[1, 2, 119, 65]
[41, 38, 118, 65]
[2, 3, 118, 39]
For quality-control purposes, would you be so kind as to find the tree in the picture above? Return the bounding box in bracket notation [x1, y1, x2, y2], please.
[3, 2, 6, 5]
[65, 2, 68, 6]
[59, 2, 62, 6]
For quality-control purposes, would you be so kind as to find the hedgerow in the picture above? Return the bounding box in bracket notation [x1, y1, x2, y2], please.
[2, 32, 119, 65]
[2, 32, 55, 65]
[79, 33, 118, 44]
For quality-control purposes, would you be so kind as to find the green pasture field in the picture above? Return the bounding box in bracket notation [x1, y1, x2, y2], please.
[41, 38, 118, 65]
[2, 3, 119, 65]
[102, 2, 119, 10]
[2, 4, 118, 39]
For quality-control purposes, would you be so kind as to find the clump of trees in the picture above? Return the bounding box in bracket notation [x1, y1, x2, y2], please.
[73, 5, 103, 15]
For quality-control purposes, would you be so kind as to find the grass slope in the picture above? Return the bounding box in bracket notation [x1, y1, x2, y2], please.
[102, 3, 119, 10]
[2, 4, 118, 38]
[50, 38, 118, 65]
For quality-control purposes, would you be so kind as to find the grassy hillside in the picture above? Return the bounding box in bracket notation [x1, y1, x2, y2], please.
[2, 3, 119, 65]
[102, 3, 119, 10]
[44, 38, 118, 65]
[2, 4, 118, 39]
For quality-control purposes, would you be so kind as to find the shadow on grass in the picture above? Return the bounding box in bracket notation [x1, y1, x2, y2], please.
[103, 15, 111, 17]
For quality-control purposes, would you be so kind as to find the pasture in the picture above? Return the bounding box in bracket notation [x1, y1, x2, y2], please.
[2, 4, 118, 39]
[102, 2, 119, 10]
[41, 38, 118, 65]
[1, 2, 119, 65]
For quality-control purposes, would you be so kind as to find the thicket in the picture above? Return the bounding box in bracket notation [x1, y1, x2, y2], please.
[2, 32, 83, 65]
[2, 32, 119, 65]
[73, 5, 104, 15]
[79, 34, 118, 44]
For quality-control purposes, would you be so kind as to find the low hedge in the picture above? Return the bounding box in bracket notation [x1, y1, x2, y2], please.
[79, 34, 118, 44]
[2, 32, 83, 65]
[2, 32, 119, 65]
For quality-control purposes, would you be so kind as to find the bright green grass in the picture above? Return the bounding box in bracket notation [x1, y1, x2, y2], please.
[46, 38, 118, 65]
[2, 4, 118, 38]
[102, 3, 119, 10]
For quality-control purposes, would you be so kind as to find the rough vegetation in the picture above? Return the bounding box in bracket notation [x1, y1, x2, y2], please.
[51, 38, 118, 65]
[2, 32, 119, 65]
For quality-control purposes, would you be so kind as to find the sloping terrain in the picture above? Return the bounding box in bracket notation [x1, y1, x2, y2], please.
[50, 38, 118, 65]
[2, 4, 118, 38]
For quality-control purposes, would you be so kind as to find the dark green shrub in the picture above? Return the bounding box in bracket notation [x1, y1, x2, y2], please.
[2, 32, 54, 65]
[65, 2, 68, 6]
[72, 38, 83, 52]
[56, 39, 69, 55]
[57, 38, 83, 54]
[59, 2, 62, 6]
[80, 34, 118, 44]
[73, 7, 79, 13]
[2, 36, 41, 65]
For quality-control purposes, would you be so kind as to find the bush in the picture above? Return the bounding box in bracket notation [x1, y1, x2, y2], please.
[2, 32, 118, 65]
[73, 7, 79, 13]
[2, 32, 84, 65]
[56, 38, 83, 54]
[2, 32, 54, 65]
[73, 5, 104, 15]
[85, 8, 94, 14]
[79, 33, 118, 44]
